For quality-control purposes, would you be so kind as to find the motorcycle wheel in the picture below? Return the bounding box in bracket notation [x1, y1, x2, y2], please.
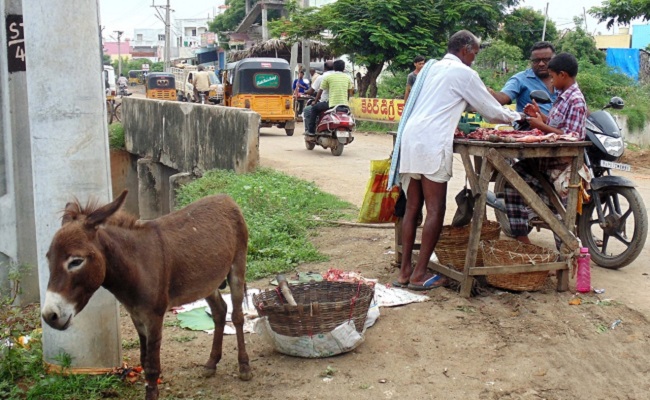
[305, 140, 315, 150]
[578, 186, 648, 269]
[285, 128, 295, 136]
[331, 143, 344, 156]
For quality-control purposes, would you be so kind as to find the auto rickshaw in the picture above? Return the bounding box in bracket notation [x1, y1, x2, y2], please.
[222, 58, 295, 136]
[145, 72, 176, 101]
[128, 70, 145, 86]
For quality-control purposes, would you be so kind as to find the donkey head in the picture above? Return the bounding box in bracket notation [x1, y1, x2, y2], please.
[41, 190, 128, 330]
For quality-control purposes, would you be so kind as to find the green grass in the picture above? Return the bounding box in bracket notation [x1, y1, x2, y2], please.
[175, 168, 356, 281]
[355, 120, 398, 133]
[108, 122, 125, 149]
[0, 322, 132, 399]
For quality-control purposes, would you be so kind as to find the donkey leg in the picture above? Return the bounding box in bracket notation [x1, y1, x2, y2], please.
[130, 316, 148, 369]
[228, 270, 252, 381]
[204, 292, 227, 377]
[142, 315, 165, 400]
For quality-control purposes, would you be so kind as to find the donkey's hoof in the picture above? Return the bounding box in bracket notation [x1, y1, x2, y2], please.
[239, 366, 253, 381]
[202, 366, 216, 377]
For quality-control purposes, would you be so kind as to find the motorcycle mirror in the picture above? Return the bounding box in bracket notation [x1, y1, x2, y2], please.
[530, 90, 552, 104]
[608, 96, 625, 110]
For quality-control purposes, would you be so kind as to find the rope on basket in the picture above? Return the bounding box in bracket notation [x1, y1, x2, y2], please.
[348, 281, 363, 321]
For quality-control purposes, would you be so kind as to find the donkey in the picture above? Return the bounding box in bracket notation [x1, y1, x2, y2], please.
[41, 190, 252, 400]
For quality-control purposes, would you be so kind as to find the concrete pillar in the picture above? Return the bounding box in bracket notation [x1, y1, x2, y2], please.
[169, 172, 194, 212]
[22, 0, 121, 369]
[0, 0, 39, 304]
[262, 4, 268, 41]
[301, 39, 311, 81]
[138, 158, 175, 219]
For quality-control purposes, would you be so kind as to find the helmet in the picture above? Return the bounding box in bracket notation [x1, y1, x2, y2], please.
[609, 97, 624, 110]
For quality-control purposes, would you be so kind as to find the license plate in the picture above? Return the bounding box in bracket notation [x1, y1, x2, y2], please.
[600, 160, 631, 172]
[337, 131, 350, 138]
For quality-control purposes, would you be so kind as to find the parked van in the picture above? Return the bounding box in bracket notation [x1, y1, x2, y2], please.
[103, 65, 116, 96]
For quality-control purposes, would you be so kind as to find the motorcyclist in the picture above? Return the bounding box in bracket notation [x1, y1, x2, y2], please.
[117, 73, 128, 95]
[303, 60, 334, 127]
[193, 66, 211, 103]
[305, 60, 353, 136]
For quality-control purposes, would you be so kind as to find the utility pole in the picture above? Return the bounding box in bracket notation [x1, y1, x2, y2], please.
[114, 30, 124, 76]
[152, 0, 173, 71]
[541, 2, 549, 41]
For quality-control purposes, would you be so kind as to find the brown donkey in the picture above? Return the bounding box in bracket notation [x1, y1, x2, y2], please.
[41, 190, 252, 400]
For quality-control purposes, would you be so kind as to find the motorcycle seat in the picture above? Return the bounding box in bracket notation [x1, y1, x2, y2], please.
[324, 104, 351, 115]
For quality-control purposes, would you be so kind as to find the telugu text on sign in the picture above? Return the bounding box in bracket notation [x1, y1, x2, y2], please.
[349, 98, 405, 122]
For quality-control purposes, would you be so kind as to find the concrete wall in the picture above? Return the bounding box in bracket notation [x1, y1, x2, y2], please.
[595, 34, 631, 49]
[617, 114, 650, 147]
[123, 98, 260, 175]
[110, 150, 139, 216]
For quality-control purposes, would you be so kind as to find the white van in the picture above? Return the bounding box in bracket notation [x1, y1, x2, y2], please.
[103, 65, 116, 96]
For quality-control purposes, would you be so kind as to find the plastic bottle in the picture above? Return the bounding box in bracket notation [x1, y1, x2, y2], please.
[576, 247, 591, 293]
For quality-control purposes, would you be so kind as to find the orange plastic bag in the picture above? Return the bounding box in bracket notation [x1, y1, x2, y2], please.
[358, 159, 401, 223]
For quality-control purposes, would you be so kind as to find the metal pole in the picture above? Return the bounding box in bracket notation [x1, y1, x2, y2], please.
[541, 2, 549, 41]
[165, 0, 171, 70]
[114, 30, 123, 76]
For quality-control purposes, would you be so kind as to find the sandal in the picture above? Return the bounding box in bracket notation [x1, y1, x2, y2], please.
[407, 274, 447, 291]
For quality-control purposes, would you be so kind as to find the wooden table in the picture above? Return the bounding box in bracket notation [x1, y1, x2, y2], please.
[394, 139, 591, 297]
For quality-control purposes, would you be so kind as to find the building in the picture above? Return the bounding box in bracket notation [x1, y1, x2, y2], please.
[631, 24, 650, 50]
[103, 39, 133, 61]
[175, 18, 211, 48]
[131, 28, 166, 61]
[594, 27, 631, 49]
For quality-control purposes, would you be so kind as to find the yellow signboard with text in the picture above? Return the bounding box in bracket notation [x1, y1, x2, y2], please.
[350, 98, 405, 123]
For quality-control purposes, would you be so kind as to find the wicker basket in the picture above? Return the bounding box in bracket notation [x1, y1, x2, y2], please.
[252, 281, 375, 337]
[435, 220, 501, 271]
[480, 240, 559, 292]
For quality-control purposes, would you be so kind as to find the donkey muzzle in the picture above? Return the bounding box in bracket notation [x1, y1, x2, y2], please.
[41, 291, 75, 330]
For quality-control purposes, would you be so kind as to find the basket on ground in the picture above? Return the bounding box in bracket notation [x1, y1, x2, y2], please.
[253, 281, 374, 336]
[480, 240, 559, 291]
[435, 220, 501, 271]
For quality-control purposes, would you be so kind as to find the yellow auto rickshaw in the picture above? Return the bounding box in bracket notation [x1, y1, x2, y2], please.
[128, 70, 145, 86]
[145, 72, 176, 101]
[222, 58, 295, 136]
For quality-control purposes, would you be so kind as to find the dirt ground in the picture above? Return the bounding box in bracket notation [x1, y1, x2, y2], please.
[119, 127, 650, 400]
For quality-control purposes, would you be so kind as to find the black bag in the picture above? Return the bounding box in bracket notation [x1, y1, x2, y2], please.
[393, 189, 407, 218]
[451, 186, 475, 227]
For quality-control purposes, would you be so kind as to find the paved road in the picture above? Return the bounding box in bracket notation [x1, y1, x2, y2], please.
[259, 123, 650, 316]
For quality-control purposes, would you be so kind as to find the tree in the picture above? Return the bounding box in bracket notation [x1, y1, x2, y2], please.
[499, 7, 558, 56]
[589, 0, 650, 29]
[270, 0, 520, 97]
[556, 18, 605, 65]
[475, 39, 524, 69]
[210, 0, 247, 33]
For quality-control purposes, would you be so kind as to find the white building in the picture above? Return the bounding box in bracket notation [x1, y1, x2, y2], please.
[175, 18, 211, 48]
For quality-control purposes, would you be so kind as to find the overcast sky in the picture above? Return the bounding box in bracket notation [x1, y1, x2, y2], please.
[98, 0, 624, 42]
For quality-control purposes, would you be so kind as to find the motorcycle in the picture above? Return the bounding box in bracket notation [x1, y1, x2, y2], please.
[304, 98, 356, 156]
[491, 90, 648, 269]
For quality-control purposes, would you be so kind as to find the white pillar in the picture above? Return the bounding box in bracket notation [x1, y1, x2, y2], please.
[22, 0, 121, 370]
[261, 4, 268, 41]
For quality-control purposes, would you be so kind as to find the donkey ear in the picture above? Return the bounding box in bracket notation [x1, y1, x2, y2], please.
[85, 190, 129, 228]
[62, 201, 81, 226]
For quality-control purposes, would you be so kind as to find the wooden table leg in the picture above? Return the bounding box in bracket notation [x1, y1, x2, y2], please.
[460, 159, 494, 297]
[557, 152, 584, 291]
